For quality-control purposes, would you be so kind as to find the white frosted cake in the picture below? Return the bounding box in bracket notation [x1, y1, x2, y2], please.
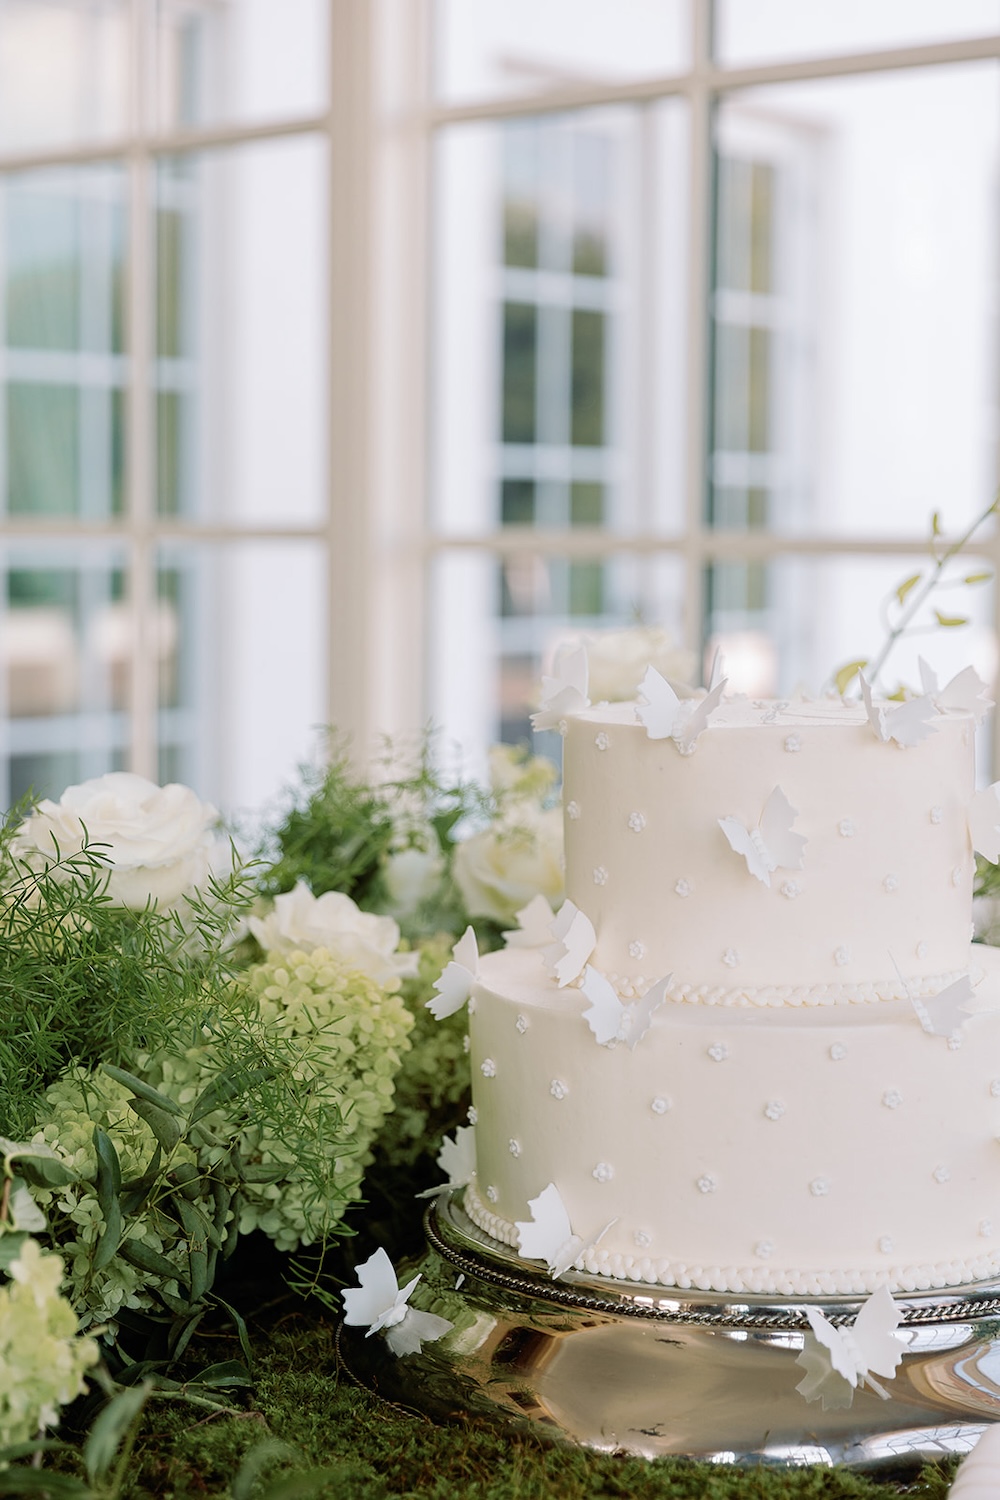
[460, 687, 1000, 1297]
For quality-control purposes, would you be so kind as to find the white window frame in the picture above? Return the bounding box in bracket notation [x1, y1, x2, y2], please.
[0, 1, 997, 793]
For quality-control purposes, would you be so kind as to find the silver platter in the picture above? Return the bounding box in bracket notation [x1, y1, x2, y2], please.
[336, 1191, 1000, 1472]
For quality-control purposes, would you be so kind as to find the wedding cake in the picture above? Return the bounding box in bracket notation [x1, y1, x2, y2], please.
[456, 666, 1000, 1297]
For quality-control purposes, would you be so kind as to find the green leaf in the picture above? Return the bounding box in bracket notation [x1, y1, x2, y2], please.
[212, 1294, 255, 1372]
[894, 572, 921, 605]
[934, 610, 969, 628]
[119, 1238, 186, 1286]
[0, 1233, 29, 1272]
[0, 1471, 91, 1497]
[92, 1129, 124, 1271]
[128, 1096, 182, 1154]
[102, 1064, 184, 1116]
[965, 571, 992, 585]
[188, 1064, 277, 1126]
[833, 658, 867, 695]
[83, 1383, 150, 1485]
[931, 509, 942, 536]
[169, 1307, 207, 1362]
[0, 1141, 77, 1190]
[119, 1145, 163, 1217]
[8, 1178, 45, 1233]
[186, 1359, 254, 1390]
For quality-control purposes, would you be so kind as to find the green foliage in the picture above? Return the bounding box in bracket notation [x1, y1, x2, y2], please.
[257, 734, 485, 941]
[832, 498, 997, 696]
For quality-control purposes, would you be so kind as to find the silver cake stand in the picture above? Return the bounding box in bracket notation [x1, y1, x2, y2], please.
[336, 1191, 1000, 1474]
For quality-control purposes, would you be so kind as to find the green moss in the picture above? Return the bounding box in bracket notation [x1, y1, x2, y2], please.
[91, 1310, 956, 1500]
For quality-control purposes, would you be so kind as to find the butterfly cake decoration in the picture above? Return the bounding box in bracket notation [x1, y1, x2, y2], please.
[542, 900, 597, 987]
[890, 955, 978, 1043]
[635, 665, 727, 754]
[516, 1182, 617, 1279]
[795, 1283, 906, 1410]
[580, 965, 671, 1049]
[426, 925, 479, 1019]
[859, 673, 937, 748]
[341, 1247, 454, 1357]
[531, 644, 590, 732]
[718, 785, 807, 888]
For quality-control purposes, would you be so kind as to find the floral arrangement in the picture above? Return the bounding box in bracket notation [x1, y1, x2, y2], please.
[0, 731, 564, 1460]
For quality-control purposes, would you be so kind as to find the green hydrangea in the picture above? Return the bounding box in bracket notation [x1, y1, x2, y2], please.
[0, 1238, 99, 1448]
[143, 950, 414, 1254]
[30, 1068, 195, 1327]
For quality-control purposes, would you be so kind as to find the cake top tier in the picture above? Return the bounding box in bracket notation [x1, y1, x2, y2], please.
[560, 689, 979, 1005]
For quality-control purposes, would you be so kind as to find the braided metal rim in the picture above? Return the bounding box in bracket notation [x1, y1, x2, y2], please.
[425, 1198, 1000, 1331]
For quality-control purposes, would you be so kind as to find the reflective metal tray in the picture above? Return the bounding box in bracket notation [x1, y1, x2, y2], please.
[336, 1192, 1000, 1472]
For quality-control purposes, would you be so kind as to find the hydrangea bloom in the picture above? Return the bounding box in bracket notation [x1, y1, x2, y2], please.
[0, 1239, 99, 1447]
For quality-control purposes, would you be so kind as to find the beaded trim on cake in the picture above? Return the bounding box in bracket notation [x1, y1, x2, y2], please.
[601, 968, 972, 1008]
[462, 1180, 1000, 1297]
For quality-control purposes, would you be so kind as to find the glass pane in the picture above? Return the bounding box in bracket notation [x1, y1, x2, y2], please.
[433, 0, 689, 104]
[2, 166, 126, 519]
[155, 0, 329, 132]
[428, 548, 690, 771]
[157, 540, 325, 815]
[716, 0, 1000, 67]
[431, 101, 689, 539]
[0, 0, 128, 153]
[0, 545, 128, 806]
[704, 552, 996, 707]
[710, 63, 1000, 540]
[154, 135, 328, 524]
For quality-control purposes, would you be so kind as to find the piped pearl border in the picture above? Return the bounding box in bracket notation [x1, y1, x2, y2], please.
[601, 968, 974, 1008]
[463, 1181, 1000, 1297]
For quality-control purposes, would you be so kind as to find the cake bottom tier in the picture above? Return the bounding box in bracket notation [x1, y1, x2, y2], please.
[466, 945, 1000, 1297]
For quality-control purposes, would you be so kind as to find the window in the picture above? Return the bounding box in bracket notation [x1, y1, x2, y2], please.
[0, 1, 998, 811]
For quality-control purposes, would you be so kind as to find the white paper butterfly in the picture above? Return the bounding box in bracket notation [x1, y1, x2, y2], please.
[341, 1247, 454, 1357]
[718, 785, 806, 887]
[415, 1125, 477, 1200]
[635, 666, 727, 753]
[580, 965, 671, 1049]
[795, 1284, 905, 1410]
[502, 893, 556, 950]
[968, 783, 1000, 863]
[426, 925, 479, 1019]
[918, 658, 993, 724]
[516, 1182, 617, 1279]
[859, 673, 936, 748]
[542, 900, 597, 988]
[530, 644, 590, 731]
[890, 956, 977, 1041]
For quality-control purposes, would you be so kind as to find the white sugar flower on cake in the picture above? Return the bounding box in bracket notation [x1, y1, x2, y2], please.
[859, 673, 937, 747]
[542, 900, 596, 987]
[580, 965, 671, 1049]
[502, 893, 556, 949]
[341, 1247, 453, 1357]
[718, 785, 806, 887]
[516, 1182, 617, 1279]
[918, 657, 993, 724]
[795, 1284, 905, 1410]
[426, 925, 479, 1019]
[416, 1125, 477, 1199]
[530, 643, 590, 731]
[635, 665, 727, 753]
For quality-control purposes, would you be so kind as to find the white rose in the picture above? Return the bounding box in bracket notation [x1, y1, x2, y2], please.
[582, 626, 697, 703]
[453, 805, 564, 925]
[13, 772, 227, 910]
[382, 843, 445, 919]
[249, 881, 418, 983]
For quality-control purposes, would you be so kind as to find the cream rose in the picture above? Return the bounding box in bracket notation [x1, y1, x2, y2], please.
[453, 804, 564, 925]
[581, 626, 697, 703]
[13, 772, 227, 910]
[382, 843, 445, 919]
[249, 881, 418, 983]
